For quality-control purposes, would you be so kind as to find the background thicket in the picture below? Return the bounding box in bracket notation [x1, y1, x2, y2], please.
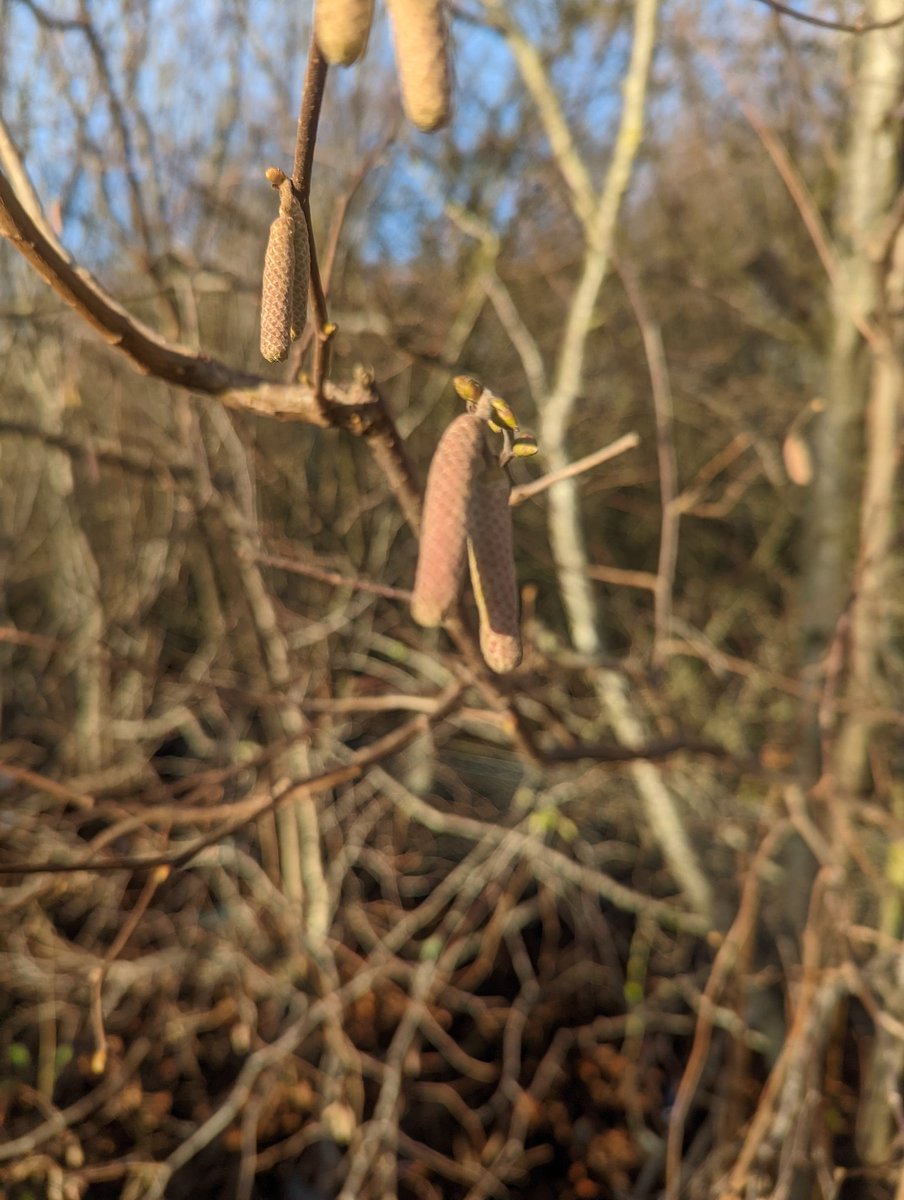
[1, 1, 903, 1198]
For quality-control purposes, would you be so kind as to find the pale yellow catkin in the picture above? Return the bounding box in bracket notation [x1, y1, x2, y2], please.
[385, 0, 451, 132]
[315, 0, 374, 66]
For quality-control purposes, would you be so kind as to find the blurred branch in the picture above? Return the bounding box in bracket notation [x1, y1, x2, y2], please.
[10, 0, 82, 33]
[481, 0, 595, 229]
[0, 683, 463, 876]
[0, 1037, 150, 1163]
[701, 45, 884, 353]
[618, 260, 678, 665]
[76, 0, 157, 261]
[498, 0, 712, 918]
[256, 550, 412, 602]
[542, 736, 735, 765]
[483, 268, 550, 400]
[89, 866, 168, 1074]
[750, 0, 904, 32]
[586, 563, 657, 591]
[373, 767, 710, 934]
[0, 113, 61, 246]
[727, 872, 849, 1191]
[0, 418, 193, 481]
[539, 0, 658, 651]
[665, 822, 790, 1199]
[0, 761, 95, 810]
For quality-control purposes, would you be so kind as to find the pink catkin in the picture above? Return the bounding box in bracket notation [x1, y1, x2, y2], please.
[411, 414, 485, 627]
[467, 472, 521, 673]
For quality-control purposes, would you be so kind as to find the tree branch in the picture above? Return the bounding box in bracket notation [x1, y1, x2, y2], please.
[751, 0, 904, 32]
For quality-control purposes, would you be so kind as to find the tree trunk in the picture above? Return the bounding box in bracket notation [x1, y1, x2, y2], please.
[801, 7, 904, 789]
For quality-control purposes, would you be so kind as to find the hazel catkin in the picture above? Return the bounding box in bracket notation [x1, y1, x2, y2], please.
[260, 209, 295, 363]
[385, 0, 451, 132]
[467, 469, 522, 673]
[411, 412, 484, 627]
[314, 0, 374, 66]
[260, 172, 309, 361]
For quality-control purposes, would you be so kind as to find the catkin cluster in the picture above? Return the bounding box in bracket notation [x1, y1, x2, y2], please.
[260, 169, 310, 363]
[411, 405, 524, 674]
[313, 0, 451, 132]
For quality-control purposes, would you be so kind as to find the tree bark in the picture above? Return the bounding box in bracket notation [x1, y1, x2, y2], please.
[801, 6, 904, 789]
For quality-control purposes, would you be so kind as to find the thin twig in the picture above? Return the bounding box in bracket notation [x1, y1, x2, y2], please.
[618, 257, 678, 665]
[750, 0, 904, 33]
[88, 865, 170, 1073]
[0, 762, 95, 810]
[665, 823, 789, 1200]
[0, 684, 463, 877]
[509, 432, 640, 506]
[291, 36, 332, 395]
[256, 551, 411, 601]
[0, 1039, 151, 1162]
[699, 44, 884, 353]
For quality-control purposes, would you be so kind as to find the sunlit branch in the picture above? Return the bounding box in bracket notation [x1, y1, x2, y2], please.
[509, 432, 640, 506]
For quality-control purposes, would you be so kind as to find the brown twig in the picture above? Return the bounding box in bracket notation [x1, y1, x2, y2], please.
[750, 0, 904, 33]
[618, 258, 678, 666]
[509, 432, 640, 506]
[665, 822, 789, 1200]
[585, 563, 657, 591]
[291, 36, 332, 395]
[256, 550, 412, 602]
[292, 37, 328, 208]
[0, 165, 413, 443]
[727, 866, 842, 1190]
[542, 736, 736, 765]
[0, 1038, 150, 1162]
[699, 44, 884, 354]
[0, 761, 95, 810]
[0, 419, 193, 481]
[88, 865, 170, 1073]
[0, 684, 463, 876]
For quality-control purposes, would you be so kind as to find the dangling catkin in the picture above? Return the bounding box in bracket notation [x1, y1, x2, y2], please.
[314, 0, 374, 65]
[411, 413, 484, 627]
[260, 171, 309, 360]
[260, 208, 295, 363]
[290, 196, 310, 341]
[467, 470, 522, 673]
[385, 0, 451, 132]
